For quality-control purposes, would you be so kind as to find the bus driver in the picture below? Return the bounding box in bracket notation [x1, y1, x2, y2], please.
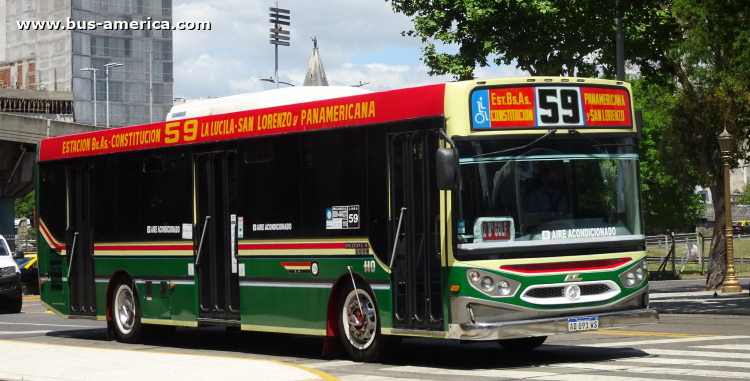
[525, 165, 569, 214]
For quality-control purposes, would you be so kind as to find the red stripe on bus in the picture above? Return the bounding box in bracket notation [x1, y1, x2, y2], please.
[40, 223, 64, 249]
[281, 262, 311, 267]
[95, 245, 193, 251]
[499, 258, 631, 273]
[239, 243, 347, 250]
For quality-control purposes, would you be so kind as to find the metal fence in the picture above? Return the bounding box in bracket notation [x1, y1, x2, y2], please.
[645, 232, 749, 276]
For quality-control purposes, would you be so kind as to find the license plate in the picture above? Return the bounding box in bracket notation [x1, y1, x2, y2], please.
[568, 317, 599, 332]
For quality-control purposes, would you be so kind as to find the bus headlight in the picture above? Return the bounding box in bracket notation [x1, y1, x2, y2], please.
[466, 268, 519, 297]
[619, 259, 647, 288]
[481, 276, 495, 291]
[498, 280, 511, 295]
[626, 272, 635, 285]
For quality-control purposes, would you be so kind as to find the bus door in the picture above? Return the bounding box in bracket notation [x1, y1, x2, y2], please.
[388, 129, 444, 330]
[66, 164, 96, 317]
[194, 151, 241, 322]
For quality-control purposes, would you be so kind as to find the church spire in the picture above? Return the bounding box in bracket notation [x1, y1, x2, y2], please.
[303, 35, 328, 86]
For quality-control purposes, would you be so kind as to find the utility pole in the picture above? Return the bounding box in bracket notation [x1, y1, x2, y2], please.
[149, 50, 153, 123]
[104, 62, 122, 128]
[270, 2, 290, 89]
[616, 0, 625, 81]
[79, 67, 98, 126]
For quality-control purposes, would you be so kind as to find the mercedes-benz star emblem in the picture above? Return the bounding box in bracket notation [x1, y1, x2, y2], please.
[564, 284, 581, 301]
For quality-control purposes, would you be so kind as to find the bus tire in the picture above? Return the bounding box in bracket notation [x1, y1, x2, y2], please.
[498, 336, 547, 351]
[338, 281, 384, 362]
[112, 280, 143, 343]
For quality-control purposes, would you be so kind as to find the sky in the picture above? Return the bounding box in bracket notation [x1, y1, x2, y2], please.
[172, 0, 525, 99]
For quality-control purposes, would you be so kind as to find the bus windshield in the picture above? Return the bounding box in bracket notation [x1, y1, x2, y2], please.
[455, 137, 643, 255]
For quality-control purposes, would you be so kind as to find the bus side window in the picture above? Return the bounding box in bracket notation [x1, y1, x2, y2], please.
[38, 164, 67, 242]
[237, 137, 301, 239]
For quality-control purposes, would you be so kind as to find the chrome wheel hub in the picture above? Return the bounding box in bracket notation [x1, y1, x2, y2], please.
[115, 286, 135, 334]
[342, 289, 377, 350]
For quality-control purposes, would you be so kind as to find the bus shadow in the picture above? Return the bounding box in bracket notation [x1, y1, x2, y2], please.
[379, 340, 649, 369]
[44, 328, 650, 368]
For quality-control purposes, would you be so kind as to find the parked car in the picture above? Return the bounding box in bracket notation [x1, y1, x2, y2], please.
[0, 236, 23, 313]
[15, 254, 39, 296]
[737, 221, 750, 234]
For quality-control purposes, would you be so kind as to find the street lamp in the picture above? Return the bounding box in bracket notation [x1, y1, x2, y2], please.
[718, 129, 742, 293]
[261, 77, 294, 86]
[104, 62, 122, 128]
[79, 67, 98, 126]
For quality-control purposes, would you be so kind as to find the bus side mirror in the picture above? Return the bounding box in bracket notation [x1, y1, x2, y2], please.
[436, 148, 457, 191]
[13, 251, 24, 260]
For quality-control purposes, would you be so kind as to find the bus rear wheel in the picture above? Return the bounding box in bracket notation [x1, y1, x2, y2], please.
[112, 280, 143, 343]
[498, 336, 547, 351]
[338, 282, 384, 362]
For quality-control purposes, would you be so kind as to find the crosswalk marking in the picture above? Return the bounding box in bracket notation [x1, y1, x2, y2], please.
[584, 334, 750, 347]
[616, 356, 750, 369]
[537, 376, 665, 381]
[304, 360, 357, 369]
[551, 362, 750, 379]
[379, 366, 668, 381]
[339, 376, 423, 381]
[642, 348, 750, 359]
[584, 330, 715, 338]
[693, 344, 750, 351]
[382, 365, 556, 379]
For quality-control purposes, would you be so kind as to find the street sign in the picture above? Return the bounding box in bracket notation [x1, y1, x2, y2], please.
[269, 6, 291, 45]
[269, 4, 290, 88]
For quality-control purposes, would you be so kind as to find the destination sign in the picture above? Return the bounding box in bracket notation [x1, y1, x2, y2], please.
[470, 85, 632, 129]
[40, 84, 445, 161]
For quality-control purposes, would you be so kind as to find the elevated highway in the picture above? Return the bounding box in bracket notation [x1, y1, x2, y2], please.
[0, 111, 102, 237]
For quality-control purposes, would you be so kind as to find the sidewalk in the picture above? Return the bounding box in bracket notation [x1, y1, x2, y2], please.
[0, 339, 339, 381]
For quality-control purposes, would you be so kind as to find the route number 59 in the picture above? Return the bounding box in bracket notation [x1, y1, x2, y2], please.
[536, 88, 583, 126]
[165, 119, 199, 144]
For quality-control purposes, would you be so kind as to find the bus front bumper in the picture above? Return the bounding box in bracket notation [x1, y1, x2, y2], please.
[448, 308, 658, 341]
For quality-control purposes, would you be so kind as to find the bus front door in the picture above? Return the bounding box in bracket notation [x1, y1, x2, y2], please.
[388, 129, 444, 331]
[194, 152, 241, 323]
[66, 164, 96, 317]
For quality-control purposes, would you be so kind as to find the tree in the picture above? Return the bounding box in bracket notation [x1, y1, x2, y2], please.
[389, 0, 676, 79]
[391, 0, 750, 289]
[662, 1, 750, 289]
[15, 191, 34, 219]
[734, 185, 750, 206]
[631, 78, 703, 233]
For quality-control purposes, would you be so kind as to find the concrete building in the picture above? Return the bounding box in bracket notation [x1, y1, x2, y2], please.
[1, 0, 173, 127]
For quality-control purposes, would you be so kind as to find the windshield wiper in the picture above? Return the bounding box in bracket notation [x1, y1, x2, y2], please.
[474, 129, 557, 158]
[568, 129, 634, 148]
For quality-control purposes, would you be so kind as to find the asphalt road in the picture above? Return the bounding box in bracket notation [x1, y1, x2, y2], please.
[2, 293, 750, 381]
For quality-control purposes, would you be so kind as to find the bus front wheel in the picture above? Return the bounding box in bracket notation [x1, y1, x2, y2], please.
[498, 336, 547, 351]
[112, 280, 143, 343]
[338, 281, 384, 362]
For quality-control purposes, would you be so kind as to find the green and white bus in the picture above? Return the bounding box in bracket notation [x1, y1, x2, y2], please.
[37, 77, 657, 361]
